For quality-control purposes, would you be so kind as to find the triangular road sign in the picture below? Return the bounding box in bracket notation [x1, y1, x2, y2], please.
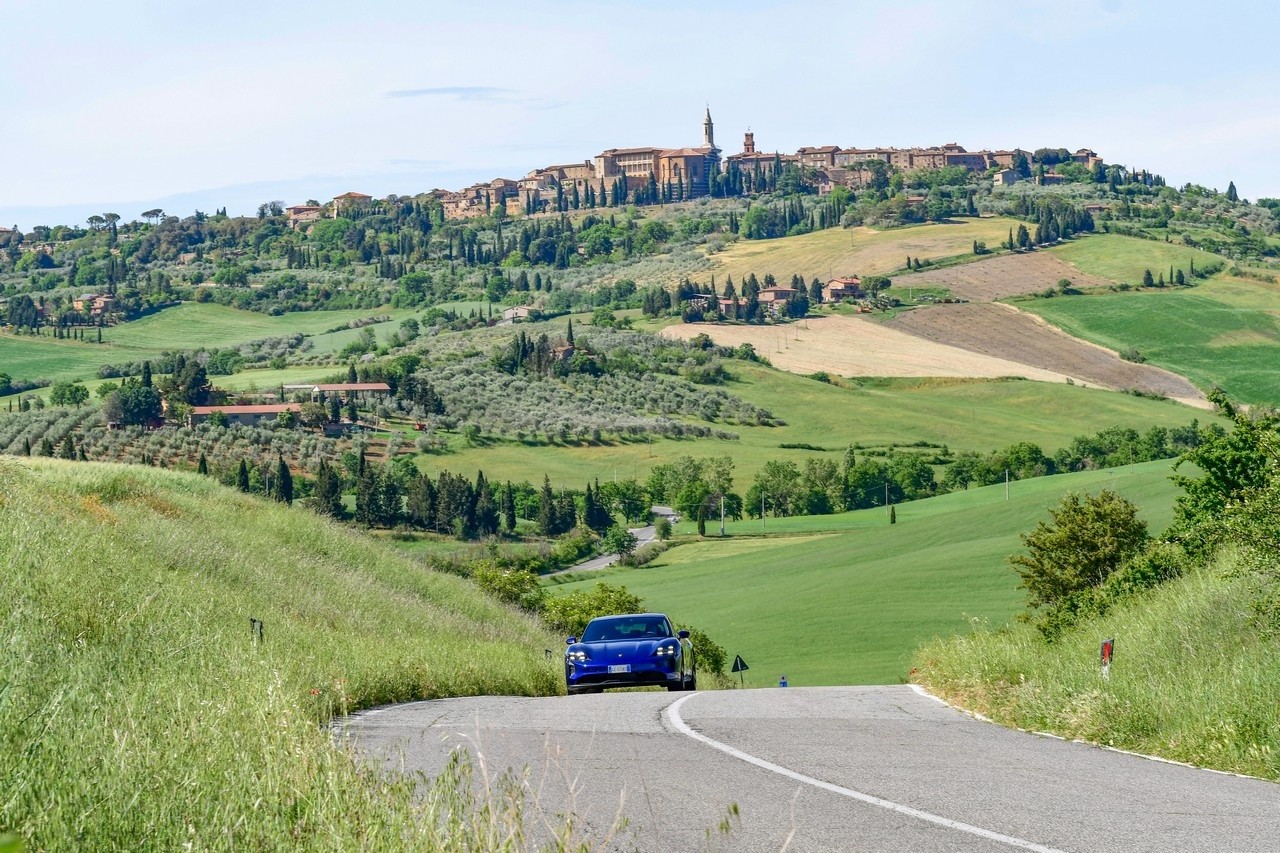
[731, 654, 749, 673]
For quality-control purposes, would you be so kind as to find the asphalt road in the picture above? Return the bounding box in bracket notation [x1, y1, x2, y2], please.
[340, 686, 1280, 852]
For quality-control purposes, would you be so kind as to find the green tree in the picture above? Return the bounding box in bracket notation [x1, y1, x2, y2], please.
[197, 453, 208, 476]
[603, 524, 638, 561]
[275, 455, 293, 504]
[1010, 490, 1148, 631]
[1226, 181, 1239, 202]
[236, 459, 250, 492]
[49, 381, 89, 407]
[312, 458, 345, 517]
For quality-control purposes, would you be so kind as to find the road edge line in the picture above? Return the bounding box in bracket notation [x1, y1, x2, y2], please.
[907, 684, 1269, 781]
[664, 692, 1064, 853]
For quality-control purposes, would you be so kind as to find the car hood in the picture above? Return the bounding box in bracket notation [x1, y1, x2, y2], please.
[577, 639, 667, 658]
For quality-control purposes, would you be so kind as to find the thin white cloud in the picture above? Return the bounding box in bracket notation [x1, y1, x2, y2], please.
[385, 86, 514, 101]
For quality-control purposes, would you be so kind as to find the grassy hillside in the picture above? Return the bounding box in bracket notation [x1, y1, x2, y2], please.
[546, 460, 1184, 686]
[425, 363, 1210, 487]
[708, 217, 1022, 283]
[914, 555, 1280, 780]
[0, 303, 411, 387]
[1049, 232, 1225, 286]
[1021, 273, 1280, 405]
[0, 457, 561, 848]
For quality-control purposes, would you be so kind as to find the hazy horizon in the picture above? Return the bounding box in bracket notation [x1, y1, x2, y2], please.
[5, 0, 1278, 229]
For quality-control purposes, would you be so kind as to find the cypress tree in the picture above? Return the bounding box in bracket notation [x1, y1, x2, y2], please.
[538, 475, 555, 536]
[501, 482, 516, 533]
[197, 453, 208, 475]
[237, 459, 250, 492]
[141, 361, 152, 388]
[275, 455, 293, 505]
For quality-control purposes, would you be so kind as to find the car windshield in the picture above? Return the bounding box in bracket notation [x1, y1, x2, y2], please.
[581, 617, 671, 642]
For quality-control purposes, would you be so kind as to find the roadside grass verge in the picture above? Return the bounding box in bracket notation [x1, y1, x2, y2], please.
[546, 460, 1184, 686]
[913, 553, 1280, 780]
[0, 457, 562, 848]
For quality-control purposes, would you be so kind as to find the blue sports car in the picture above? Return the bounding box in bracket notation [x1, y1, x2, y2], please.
[565, 613, 696, 694]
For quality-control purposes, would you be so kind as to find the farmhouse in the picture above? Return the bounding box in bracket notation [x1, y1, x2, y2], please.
[281, 382, 391, 402]
[758, 287, 799, 315]
[331, 191, 373, 217]
[286, 204, 323, 227]
[188, 403, 301, 428]
[72, 293, 116, 316]
[502, 306, 533, 322]
[823, 277, 863, 302]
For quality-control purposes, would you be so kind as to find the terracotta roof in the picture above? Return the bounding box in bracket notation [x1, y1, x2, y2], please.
[191, 404, 301, 415]
[599, 147, 661, 156]
[333, 192, 372, 200]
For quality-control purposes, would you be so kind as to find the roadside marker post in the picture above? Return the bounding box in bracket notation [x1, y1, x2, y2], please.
[779, 674, 788, 688]
[1100, 637, 1115, 680]
[731, 654, 749, 687]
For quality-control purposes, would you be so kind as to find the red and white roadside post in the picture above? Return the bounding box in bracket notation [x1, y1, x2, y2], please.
[1100, 637, 1115, 680]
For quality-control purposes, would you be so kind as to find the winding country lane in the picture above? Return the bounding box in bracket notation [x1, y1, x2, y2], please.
[339, 686, 1280, 851]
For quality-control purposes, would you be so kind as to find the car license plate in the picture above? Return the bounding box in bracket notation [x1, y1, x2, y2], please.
[608, 664, 631, 674]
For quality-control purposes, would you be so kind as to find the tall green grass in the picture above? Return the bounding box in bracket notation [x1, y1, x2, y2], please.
[0, 458, 565, 848]
[913, 553, 1280, 779]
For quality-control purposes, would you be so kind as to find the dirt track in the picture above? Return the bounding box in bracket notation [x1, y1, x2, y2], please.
[894, 252, 1114, 301]
[885, 303, 1207, 405]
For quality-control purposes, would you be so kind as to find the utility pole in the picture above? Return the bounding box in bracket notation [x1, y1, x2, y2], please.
[761, 492, 766, 531]
[1005, 468, 1010, 501]
[884, 481, 889, 512]
[720, 495, 725, 536]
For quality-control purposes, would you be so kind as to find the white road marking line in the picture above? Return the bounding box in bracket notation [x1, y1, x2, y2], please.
[665, 692, 1065, 853]
[908, 684, 1268, 781]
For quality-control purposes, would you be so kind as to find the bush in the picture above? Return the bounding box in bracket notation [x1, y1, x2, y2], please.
[682, 625, 726, 676]
[471, 562, 546, 613]
[541, 583, 644, 638]
[654, 516, 672, 540]
[1010, 489, 1148, 637]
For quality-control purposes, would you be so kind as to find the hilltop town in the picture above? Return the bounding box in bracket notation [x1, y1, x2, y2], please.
[284, 109, 1104, 226]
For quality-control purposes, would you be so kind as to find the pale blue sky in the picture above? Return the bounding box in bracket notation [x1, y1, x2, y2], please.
[3, 0, 1277, 228]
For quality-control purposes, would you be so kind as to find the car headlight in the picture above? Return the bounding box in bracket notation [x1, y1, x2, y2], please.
[654, 644, 679, 657]
[566, 650, 588, 662]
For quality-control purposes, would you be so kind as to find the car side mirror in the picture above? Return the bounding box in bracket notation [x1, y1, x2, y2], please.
[566, 637, 577, 644]
[678, 630, 690, 639]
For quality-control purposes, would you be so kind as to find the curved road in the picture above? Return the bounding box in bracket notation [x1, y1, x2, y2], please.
[340, 687, 1280, 851]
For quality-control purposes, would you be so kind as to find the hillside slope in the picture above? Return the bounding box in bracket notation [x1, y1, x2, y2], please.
[0, 458, 560, 848]
[548, 459, 1185, 685]
[914, 556, 1280, 780]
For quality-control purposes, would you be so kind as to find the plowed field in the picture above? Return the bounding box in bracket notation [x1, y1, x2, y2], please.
[886, 303, 1207, 405]
[661, 315, 1070, 383]
[894, 251, 1115, 301]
